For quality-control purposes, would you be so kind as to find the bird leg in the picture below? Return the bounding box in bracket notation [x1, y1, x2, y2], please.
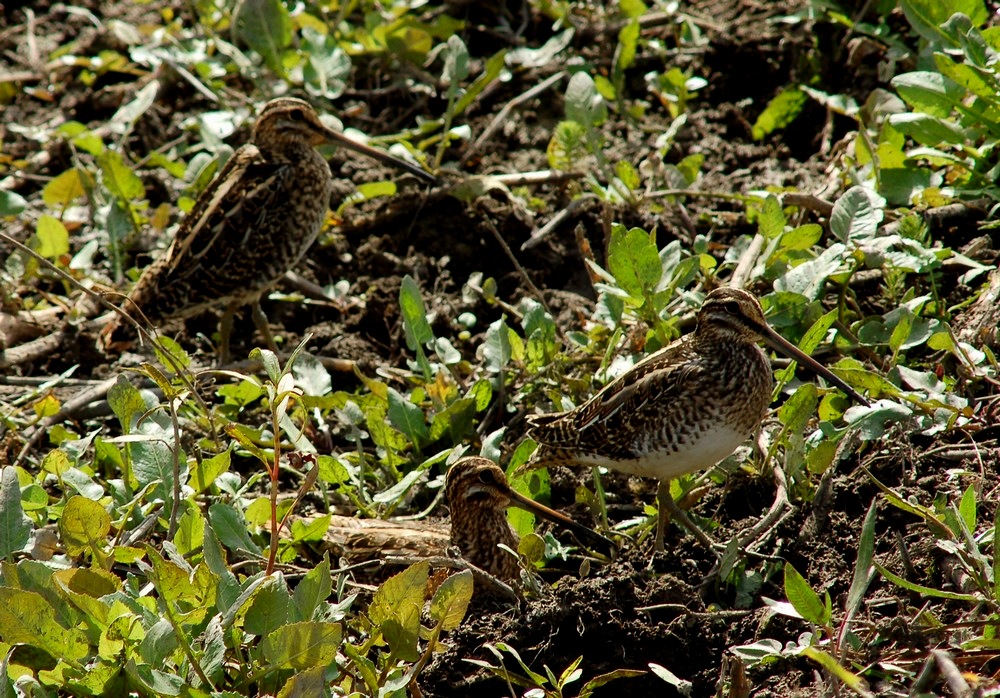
[251, 299, 279, 355]
[655, 480, 718, 555]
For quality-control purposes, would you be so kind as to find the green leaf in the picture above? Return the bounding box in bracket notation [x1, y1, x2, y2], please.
[97, 150, 144, 202]
[799, 646, 874, 697]
[614, 160, 640, 191]
[441, 34, 470, 86]
[615, 20, 640, 74]
[0, 587, 89, 662]
[232, 0, 291, 74]
[453, 50, 507, 118]
[190, 448, 231, 493]
[259, 621, 342, 670]
[830, 186, 885, 243]
[900, 0, 988, 46]
[208, 502, 261, 556]
[483, 318, 512, 373]
[387, 388, 430, 447]
[429, 570, 473, 631]
[35, 215, 69, 259]
[369, 561, 429, 662]
[0, 190, 27, 215]
[845, 500, 877, 624]
[293, 555, 332, 622]
[783, 562, 828, 625]
[399, 275, 434, 349]
[607, 224, 661, 303]
[42, 168, 86, 210]
[757, 195, 786, 239]
[0, 467, 31, 560]
[245, 575, 290, 636]
[59, 495, 110, 557]
[876, 563, 978, 600]
[751, 87, 807, 140]
[959, 485, 976, 533]
[565, 72, 607, 128]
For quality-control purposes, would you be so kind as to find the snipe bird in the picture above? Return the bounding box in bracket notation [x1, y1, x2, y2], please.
[446, 456, 614, 582]
[101, 97, 435, 362]
[525, 287, 869, 553]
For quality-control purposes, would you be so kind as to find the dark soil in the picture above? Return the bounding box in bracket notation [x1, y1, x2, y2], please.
[2, 0, 998, 696]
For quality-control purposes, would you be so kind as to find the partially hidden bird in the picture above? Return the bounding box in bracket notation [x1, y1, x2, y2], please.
[525, 287, 870, 553]
[100, 97, 435, 362]
[446, 456, 615, 583]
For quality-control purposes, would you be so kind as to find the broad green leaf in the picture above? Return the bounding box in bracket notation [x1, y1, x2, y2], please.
[607, 225, 661, 303]
[59, 496, 110, 557]
[276, 665, 328, 697]
[387, 388, 430, 447]
[97, 150, 144, 202]
[174, 505, 205, 557]
[42, 169, 85, 209]
[615, 20, 640, 73]
[900, 0, 988, 46]
[751, 87, 807, 140]
[0, 467, 31, 560]
[107, 375, 146, 432]
[614, 160, 640, 191]
[891, 71, 967, 117]
[292, 555, 332, 622]
[441, 34, 470, 86]
[757, 195, 786, 239]
[0, 587, 89, 662]
[208, 502, 261, 555]
[245, 575, 290, 636]
[783, 562, 827, 625]
[35, 215, 69, 259]
[830, 186, 885, 243]
[368, 561, 429, 662]
[429, 570, 473, 631]
[190, 448, 231, 493]
[888, 112, 970, 146]
[483, 318, 513, 373]
[232, 0, 291, 74]
[302, 27, 351, 99]
[260, 623, 341, 680]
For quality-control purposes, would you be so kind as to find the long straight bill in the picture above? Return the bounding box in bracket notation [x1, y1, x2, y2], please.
[760, 324, 869, 406]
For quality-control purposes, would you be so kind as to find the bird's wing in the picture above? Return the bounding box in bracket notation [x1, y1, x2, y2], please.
[528, 339, 702, 454]
[162, 145, 290, 280]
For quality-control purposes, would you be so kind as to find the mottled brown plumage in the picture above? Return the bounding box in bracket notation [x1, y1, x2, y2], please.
[526, 287, 869, 551]
[102, 97, 434, 361]
[445, 456, 613, 583]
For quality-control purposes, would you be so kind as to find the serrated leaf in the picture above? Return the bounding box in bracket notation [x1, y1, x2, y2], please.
[429, 570, 473, 631]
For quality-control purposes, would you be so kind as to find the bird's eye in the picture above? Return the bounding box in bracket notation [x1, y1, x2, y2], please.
[289, 109, 305, 121]
[478, 470, 496, 485]
[724, 301, 740, 314]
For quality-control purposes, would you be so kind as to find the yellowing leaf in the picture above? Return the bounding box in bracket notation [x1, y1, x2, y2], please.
[35, 215, 69, 259]
[42, 168, 85, 209]
[59, 495, 111, 556]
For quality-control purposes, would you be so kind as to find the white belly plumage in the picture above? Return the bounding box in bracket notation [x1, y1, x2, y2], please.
[570, 423, 751, 480]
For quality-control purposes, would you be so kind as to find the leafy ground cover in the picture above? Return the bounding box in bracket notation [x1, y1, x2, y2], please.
[2, 0, 1000, 695]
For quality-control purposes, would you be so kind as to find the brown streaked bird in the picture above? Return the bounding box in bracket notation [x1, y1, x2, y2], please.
[101, 97, 435, 362]
[525, 287, 869, 553]
[446, 456, 615, 583]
